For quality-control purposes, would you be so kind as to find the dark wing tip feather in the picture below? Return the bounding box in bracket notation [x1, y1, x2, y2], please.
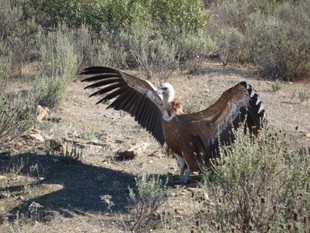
[233, 82, 267, 136]
[242, 82, 266, 122]
[80, 66, 120, 75]
[82, 74, 120, 83]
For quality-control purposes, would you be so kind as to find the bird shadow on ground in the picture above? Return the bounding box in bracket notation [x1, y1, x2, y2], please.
[0, 151, 136, 223]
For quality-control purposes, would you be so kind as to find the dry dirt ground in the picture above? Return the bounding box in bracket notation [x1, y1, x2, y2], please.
[0, 62, 309, 232]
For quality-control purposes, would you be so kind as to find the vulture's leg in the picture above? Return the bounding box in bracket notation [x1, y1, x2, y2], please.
[174, 153, 190, 184]
[179, 168, 190, 184]
[174, 153, 186, 175]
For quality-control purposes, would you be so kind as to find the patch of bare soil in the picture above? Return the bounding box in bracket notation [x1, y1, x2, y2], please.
[0, 62, 309, 232]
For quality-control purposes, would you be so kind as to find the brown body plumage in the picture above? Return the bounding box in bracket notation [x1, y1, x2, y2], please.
[81, 66, 266, 183]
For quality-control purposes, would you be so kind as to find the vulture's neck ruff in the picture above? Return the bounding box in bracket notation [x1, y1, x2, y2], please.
[157, 83, 183, 121]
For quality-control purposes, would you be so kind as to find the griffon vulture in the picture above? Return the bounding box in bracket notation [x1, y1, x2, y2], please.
[80, 66, 266, 183]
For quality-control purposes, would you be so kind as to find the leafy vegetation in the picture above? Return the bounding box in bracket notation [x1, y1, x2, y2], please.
[35, 0, 208, 34]
[203, 129, 310, 232]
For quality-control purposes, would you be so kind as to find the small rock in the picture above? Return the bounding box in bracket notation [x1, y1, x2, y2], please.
[306, 133, 310, 140]
[116, 143, 149, 160]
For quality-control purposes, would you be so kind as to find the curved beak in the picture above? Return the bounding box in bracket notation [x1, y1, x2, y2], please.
[156, 87, 163, 95]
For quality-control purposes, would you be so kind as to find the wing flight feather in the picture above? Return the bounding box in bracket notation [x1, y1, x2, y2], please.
[81, 66, 165, 145]
[181, 81, 266, 163]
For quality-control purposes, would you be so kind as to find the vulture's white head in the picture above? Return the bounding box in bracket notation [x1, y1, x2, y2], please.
[157, 82, 175, 103]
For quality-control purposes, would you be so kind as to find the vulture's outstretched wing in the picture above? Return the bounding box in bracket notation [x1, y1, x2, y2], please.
[80, 66, 165, 145]
[180, 81, 266, 164]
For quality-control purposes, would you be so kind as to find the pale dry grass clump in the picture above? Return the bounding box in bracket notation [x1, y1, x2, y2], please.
[0, 94, 36, 145]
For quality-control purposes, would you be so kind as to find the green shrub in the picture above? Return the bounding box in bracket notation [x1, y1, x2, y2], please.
[203, 129, 309, 232]
[246, 3, 310, 80]
[149, 0, 208, 35]
[175, 32, 216, 61]
[207, 0, 310, 80]
[34, 0, 104, 29]
[37, 0, 208, 34]
[1, 0, 210, 78]
[217, 27, 245, 65]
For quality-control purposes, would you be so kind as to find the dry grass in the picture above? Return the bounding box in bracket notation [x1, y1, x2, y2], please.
[1, 62, 310, 232]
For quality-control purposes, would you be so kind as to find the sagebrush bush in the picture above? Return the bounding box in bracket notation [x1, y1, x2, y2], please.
[122, 26, 179, 80]
[31, 75, 67, 110]
[203, 129, 309, 232]
[128, 174, 169, 232]
[0, 94, 36, 145]
[24, 26, 79, 111]
[217, 27, 245, 65]
[246, 3, 310, 80]
[271, 79, 282, 92]
[207, 0, 286, 32]
[207, 0, 310, 80]
[0, 0, 41, 72]
[0, 42, 12, 89]
[38, 25, 78, 80]
[72, 25, 115, 68]
[175, 32, 216, 62]
[32, 0, 209, 73]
